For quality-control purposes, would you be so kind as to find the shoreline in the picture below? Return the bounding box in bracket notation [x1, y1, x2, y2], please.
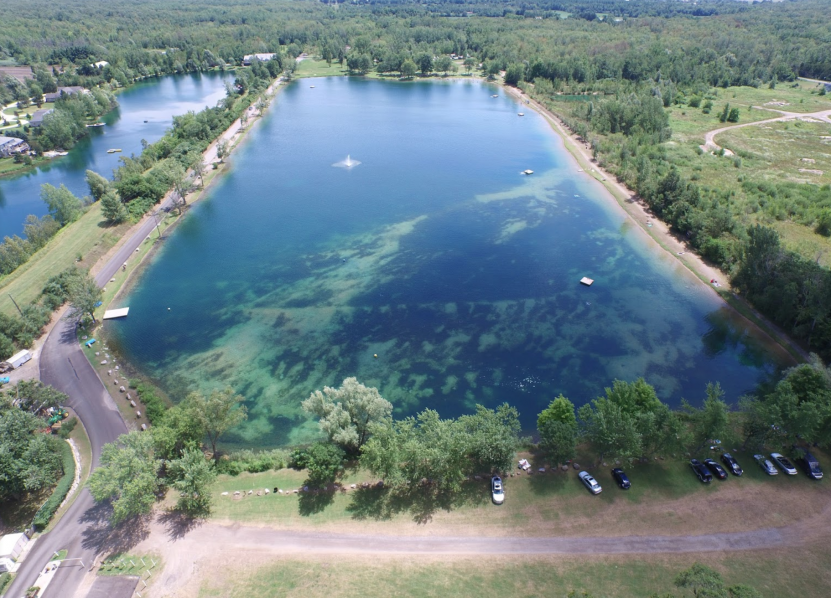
[503, 85, 805, 364]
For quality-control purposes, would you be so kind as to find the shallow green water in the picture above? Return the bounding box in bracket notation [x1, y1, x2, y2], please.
[112, 77, 788, 448]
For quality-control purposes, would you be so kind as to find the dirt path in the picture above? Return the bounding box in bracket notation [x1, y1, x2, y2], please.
[702, 108, 831, 153]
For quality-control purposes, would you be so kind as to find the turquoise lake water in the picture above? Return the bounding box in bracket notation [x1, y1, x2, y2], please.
[111, 77, 789, 448]
[0, 72, 232, 239]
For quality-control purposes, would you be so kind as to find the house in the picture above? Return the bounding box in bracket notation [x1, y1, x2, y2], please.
[0, 136, 29, 157]
[30, 108, 54, 127]
[242, 53, 277, 66]
[43, 86, 87, 103]
[93, 60, 109, 69]
[0, 533, 29, 573]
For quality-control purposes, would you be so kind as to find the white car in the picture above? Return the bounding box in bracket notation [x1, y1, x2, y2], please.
[491, 476, 505, 504]
[578, 471, 602, 494]
[770, 453, 797, 475]
[754, 454, 778, 476]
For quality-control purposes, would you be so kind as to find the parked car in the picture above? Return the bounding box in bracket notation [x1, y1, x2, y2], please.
[754, 454, 778, 475]
[578, 471, 602, 494]
[703, 459, 728, 480]
[690, 459, 713, 483]
[770, 453, 797, 475]
[720, 453, 743, 476]
[491, 476, 505, 504]
[611, 468, 630, 489]
[795, 449, 823, 480]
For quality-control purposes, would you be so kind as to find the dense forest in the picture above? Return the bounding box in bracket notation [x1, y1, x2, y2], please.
[0, 0, 830, 360]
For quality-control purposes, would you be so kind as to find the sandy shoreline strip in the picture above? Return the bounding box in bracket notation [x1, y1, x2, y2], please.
[503, 85, 805, 362]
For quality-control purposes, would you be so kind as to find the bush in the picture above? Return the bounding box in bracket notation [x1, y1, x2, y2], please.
[215, 448, 290, 476]
[129, 381, 167, 423]
[32, 440, 75, 530]
[58, 417, 77, 439]
[0, 573, 10, 594]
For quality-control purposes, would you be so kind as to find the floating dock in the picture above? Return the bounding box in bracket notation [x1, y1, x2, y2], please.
[103, 307, 130, 320]
[106, 148, 122, 153]
[580, 277, 594, 286]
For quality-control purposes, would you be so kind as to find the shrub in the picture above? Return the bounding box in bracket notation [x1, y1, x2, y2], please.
[128, 381, 167, 423]
[58, 417, 78, 439]
[32, 440, 75, 530]
[215, 448, 290, 475]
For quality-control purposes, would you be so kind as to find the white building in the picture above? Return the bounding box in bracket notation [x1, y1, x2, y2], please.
[0, 533, 29, 573]
[242, 53, 277, 66]
[0, 136, 28, 157]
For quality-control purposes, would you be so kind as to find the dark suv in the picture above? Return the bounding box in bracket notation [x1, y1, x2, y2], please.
[795, 449, 823, 480]
[690, 459, 713, 483]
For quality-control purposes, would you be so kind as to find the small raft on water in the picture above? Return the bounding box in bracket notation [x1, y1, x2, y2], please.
[580, 277, 594, 287]
[107, 148, 122, 154]
[522, 169, 534, 175]
[86, 123, 105, 128]
[518, 112, 525, 116]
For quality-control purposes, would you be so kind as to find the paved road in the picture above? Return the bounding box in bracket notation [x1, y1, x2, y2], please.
[702, 107, 831, 153]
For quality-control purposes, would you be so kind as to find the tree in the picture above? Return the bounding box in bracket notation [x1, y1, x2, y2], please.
[538, 419, 577, 465]
[100, 189, 128, 224]
[458, 403, 520, 473]
[302, 377, 392, 453]
[0, 408, 63, 501]
[151, 403, 207, 461]
[400, 59, 417, 79]
[166, 447, 216, 514]
[255, 95, 269, 115]
[85, 170, 110, 201]
[184, 387, 247, 462]
[2, 380, 66, 413]
[727, 586, 761, 598]
[434, 56, 452, 75]
[162, 161, 191, 210]
[292, 442, 345, 485]
[504, 64, 525, 86]
[417, 53, 433, 76]
[578, 397, 641, 463]
[604, 379, 661, 416]
[88, 431, 162, 524]
[216, 139, 229, 163]
[719, 103, 730, 123]
[189, 154, 207, 189]
[685, 383, 730, 452]
[674, 563, 726, 598]
[538, 395, 577, 428]
[41, 183, 83, 226]
[463, 57, 476, 74]
[67, 272, 102, 324]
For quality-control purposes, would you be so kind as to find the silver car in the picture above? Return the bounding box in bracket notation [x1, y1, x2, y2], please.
[578, 471, 602, 494]
[491, 476, 505, 504]
[754, 454, 778, 476]
[770, 453, 797, 475]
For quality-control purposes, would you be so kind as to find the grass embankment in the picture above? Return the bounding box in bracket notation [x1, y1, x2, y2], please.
[208, 447, 829, 539]
[198, 547, 831, 598]
[0, 203, 131, 317]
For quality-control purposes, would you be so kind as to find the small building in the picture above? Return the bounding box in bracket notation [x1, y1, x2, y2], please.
[43, 86, 87, 103]
[93, 60, 109, 69]
[30, 108, 54, 127]
[242, 53, 277, 66]
[0, 533, 29, 573]
[0, 136, 29, 157]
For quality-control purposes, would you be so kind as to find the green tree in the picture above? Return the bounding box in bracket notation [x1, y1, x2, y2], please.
[216, 139, 229, 163]
[417, 53, 433, 76]
[100, 189, 128, 224]
[538, 395, 577, 428]
[292, 442, 345, 485]
[400, 59, 417, 79]
[458, 403, 521, 473]
[719, 103, 730, 123]
[604, 378, 661, 416]
[0, 333, 14, 361]
[184, 387, 247, 463]
[41, 183, 83, 226]
[727, 107, 740, 123]
[302, 377, 392, 453]
[166, 447, 216, 515]
[685, 383, 730, 452]
[85, 170, 110, 201]
[151, 403, 207, 461]
[674, 563, 726, 598]
[88, 431, 162, 524]
[67, 271, 102, 324]
[2, 380, 66, 413]
[463, 57, 476, 74]
[504, 64, 525, 86]
[578, 397, 641, 463]
[727, 586, 761, 598]
[434, 56, 452, 75]
[538, 419, 577, 465]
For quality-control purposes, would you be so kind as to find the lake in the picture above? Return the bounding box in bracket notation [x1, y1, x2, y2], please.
[111, 77, 790, 448]
[0, 72, 233, 240]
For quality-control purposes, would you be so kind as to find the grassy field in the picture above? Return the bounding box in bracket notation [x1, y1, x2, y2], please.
[197, 544, 831, 598]
[0, 202, 131, 317]
[207, 447, 829, 539]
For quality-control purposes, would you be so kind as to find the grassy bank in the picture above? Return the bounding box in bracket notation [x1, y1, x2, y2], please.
[198, 545, 831, 598]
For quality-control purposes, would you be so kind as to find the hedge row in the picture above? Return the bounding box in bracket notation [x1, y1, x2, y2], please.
[32, 439, 76, 530]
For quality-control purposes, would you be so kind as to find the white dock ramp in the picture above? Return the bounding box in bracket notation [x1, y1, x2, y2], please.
[580, 277, 594, 286]
[103, 307, 130, 320]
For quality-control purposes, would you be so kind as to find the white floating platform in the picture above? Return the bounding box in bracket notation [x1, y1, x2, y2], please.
[580, 277, 594, 286]
[103, 307, 130, 320]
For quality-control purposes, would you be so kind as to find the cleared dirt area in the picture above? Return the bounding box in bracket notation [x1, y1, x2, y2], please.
[0, 65, 33, 83]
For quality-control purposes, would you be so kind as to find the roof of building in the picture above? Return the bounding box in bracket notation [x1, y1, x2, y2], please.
[243, 53, 277, 62]
[0, 136, 25, 145]
[0, 533, 27, 558]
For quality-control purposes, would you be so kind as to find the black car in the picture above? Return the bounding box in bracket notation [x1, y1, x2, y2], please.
[611, 468, 631, 489]
[703, 459, 728, 480]
[720, 453, 743, 476]
[795, 449, 823, 480]
[690, 459, 713, 483]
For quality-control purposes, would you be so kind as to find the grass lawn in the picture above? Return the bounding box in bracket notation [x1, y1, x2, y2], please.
[208, 448, 830, 539]
[98, 552, 162, 577]
[294, 58, 347, 79]
[0, 202, 131, 317]
[197, 543, 831, 598]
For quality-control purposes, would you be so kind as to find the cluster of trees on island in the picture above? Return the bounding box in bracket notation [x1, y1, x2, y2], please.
[7, 353, 817, 526]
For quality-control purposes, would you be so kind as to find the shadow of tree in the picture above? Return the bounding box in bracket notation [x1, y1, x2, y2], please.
[346, 480, 489, 524]
[79, 500, 150, 554]
[156, 509, 206, 541]
[298, 486, 336, 516]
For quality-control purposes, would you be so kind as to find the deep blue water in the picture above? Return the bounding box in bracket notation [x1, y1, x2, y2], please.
[111, 77, 790, 448]
[0, 72, 233, 239]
